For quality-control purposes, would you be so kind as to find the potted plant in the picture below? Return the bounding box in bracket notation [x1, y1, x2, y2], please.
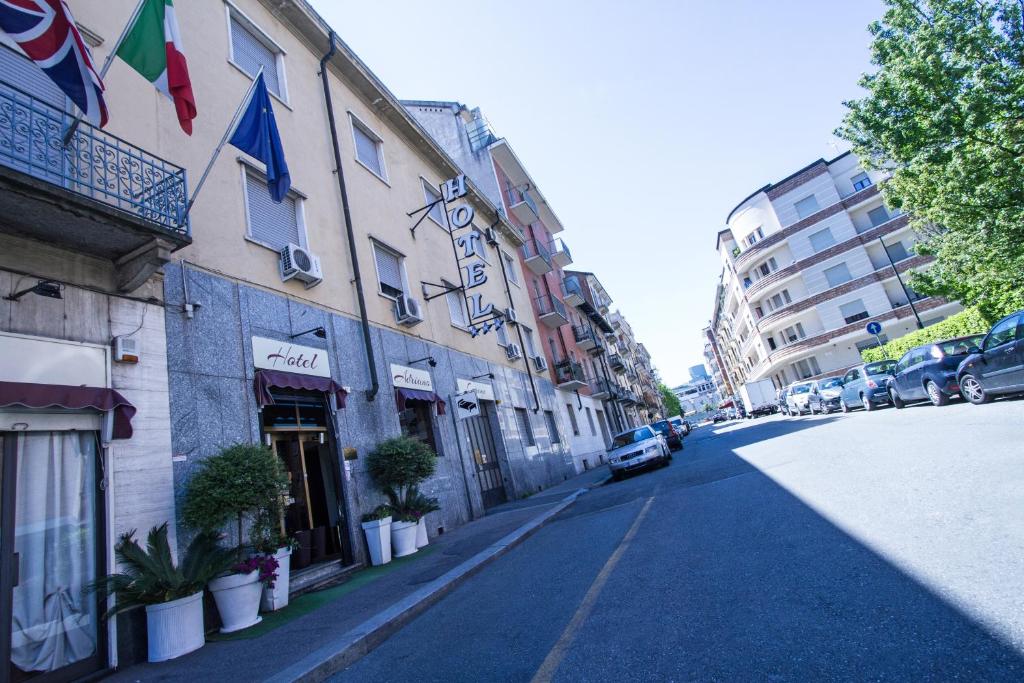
[182, 443, 289, 632]
[89, 524, 234, 662]
[360, 505, 393, 566]
[406, 490, 440, 548]
[251, 512, 294, 612]
[366, 437, 438, 560]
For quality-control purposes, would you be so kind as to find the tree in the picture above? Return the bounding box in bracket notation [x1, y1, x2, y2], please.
[837, 0, 1024, 322]
[659, 383, 682, 417]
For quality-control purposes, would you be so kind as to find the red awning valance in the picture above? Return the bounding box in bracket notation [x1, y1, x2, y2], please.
[0, 381, 136, 439]
[395, 387, 446, 415]
[253, 369, 348, 409]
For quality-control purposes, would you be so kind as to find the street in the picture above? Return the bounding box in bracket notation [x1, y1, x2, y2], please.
[333, 398, 1024, 682]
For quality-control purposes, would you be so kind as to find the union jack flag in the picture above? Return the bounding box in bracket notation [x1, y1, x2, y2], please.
[0, 0, 108, 126]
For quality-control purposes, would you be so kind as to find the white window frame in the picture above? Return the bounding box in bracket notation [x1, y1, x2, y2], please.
[851, 172, 872, 191]
[442, 279, 468, 330]
[349, 112, 389, 183]
[370, 238, 408, 301]
[239, 160, 307, 252]
[224, 2, 289, 106]
[502, 251, 520, 286]
[421, 177, 446, 228]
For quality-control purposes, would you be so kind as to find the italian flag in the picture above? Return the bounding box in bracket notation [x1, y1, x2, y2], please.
[116, 0, 196, 134]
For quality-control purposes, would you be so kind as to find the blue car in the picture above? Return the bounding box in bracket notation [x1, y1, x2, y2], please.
[888, 335, 986, 408]
[838, 360, 897, 412]
[957, 310, 1024, 404]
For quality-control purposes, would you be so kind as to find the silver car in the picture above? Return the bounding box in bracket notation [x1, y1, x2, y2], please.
[607, 425, 670, 481]
[785, 381, 816, 415]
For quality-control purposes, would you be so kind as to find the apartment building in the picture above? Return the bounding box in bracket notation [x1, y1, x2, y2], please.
[672, 378, 721, 418]
[711, 152, 960, 389]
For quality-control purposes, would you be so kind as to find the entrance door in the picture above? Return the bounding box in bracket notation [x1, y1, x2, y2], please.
[465, 402, 506, 509]
[1, 431, 106, 683]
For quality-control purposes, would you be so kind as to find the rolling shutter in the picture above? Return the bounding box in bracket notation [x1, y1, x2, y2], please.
[245, 172, 298, 249]
[373, 244, 404, 295]
[230, 18, 281, 96]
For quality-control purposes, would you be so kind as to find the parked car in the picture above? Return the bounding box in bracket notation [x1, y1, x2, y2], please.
[668, 415, 691, 437]
[711, 412, 727, 423]
[778, 385, 793, 415]
[957, 310, 1024, 404]
[607, 425, 670, 480]
[651, 419, 684, 451]
[812, 377, 845, 413]
[785, 381, 816, 415]
[887, 334, 986, 407]
[839, 360, 897, 412]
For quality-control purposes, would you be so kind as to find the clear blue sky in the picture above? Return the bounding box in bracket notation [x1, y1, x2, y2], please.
[312, 0, 885, 387]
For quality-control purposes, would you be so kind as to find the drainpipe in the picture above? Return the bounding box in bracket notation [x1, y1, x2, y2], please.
[320, 33, 378, 401]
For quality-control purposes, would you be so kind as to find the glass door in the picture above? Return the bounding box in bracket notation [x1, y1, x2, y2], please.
[1, 431, 105, 683]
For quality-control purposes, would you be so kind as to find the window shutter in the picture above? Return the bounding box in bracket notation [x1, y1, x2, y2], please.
[374, 245, 404, 294]
[0, 46, 65, 107]
[353, 124, 382, 175]
[824, 263, 852, 287]
[231, 18, 281, 96]
[445, 284, 466, 326]
[245, 172, 298, 249]
[515, 408, 535, 446]
[809, 228, 836, 253]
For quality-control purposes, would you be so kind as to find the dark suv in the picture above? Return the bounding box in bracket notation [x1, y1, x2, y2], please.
[887, 334, 986, 407]
[651, 419, 683, 451]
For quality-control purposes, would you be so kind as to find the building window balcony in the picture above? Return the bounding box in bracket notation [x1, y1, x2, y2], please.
[521, 237, 552, 275]
[554, 360, 588, 390]
[534, 294, 569, 328]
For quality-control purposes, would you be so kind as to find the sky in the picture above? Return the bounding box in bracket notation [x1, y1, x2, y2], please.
[311, 0, 886, 387]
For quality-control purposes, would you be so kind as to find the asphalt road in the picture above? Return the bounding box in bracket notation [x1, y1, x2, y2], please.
[332, 396, 1024, 682]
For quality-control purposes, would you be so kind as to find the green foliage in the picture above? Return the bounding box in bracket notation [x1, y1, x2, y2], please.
[89, 523, 235, 618]
[837, 0, 1024, 320]
[360, 504, 393, 523]
[659, 383, 682, 418]
[366, 436, 438, 514]
[860, 307, 989, 362]
[181, 443, 290, 554]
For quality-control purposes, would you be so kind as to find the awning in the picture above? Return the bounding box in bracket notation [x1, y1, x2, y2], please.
[254, 369, 348, 409]
[0, 381, 136, 439]
[394, 387, 446, 415]
[719, 400, 734, 409]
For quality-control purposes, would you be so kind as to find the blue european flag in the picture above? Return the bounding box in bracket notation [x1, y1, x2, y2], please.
[229, 73, 290, 202]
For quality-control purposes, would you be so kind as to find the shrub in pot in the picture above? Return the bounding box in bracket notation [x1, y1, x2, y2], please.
[405, 491, 440, 548]
[360, 505, 393, 566]
[182, 444, 289, 632]
[251, 517, 295, 612]
[366, 437, 437, 560]
[89, 524, 234, 662]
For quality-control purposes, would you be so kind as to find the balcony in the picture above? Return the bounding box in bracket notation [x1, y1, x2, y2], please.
[562, 276, 586, 307]
[0, 78, 191, 292]
[549, 237, 572, 267]
[521, 237, 553, 275]
[590, 378, 612, 400]
[535, 294, 569, 328]
[573, 324, 598, 351]
[618, 388, 639, 405]
[608, 353, 626, 373]
[509, 188, 540, 224]
[554, 360, 588, 390]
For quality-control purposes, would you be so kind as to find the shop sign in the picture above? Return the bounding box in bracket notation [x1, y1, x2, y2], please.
[453, 391, 480, 420]
[456, 378, 495, 401]
[391, 363, 434, 391]
[0, 332, 108, 387]
[252, 336, 330, 378]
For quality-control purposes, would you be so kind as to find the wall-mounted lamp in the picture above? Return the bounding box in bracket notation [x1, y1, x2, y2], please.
[4, 280, 63, 301]
[409, 355, 437, 368]
[290, 326, 326, 339]
[472, 372, 494, 380]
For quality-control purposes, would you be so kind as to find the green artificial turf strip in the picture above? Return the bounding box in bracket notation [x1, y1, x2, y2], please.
[208, 545, 439, 641]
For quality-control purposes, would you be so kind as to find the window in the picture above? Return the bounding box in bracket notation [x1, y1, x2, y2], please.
[884, 240, 910, 262]
[566, 404, 580, 435]
[840, 299, 869, 325]
[809, 228, 836, 253]
[495, 321, 509, 347]
[867, 206, 890, 227]
[794, 195, 820, 219]
[400, 400, 438, 453]
[372, 242, 405, 298]
[984, 316, 1019, 350]
[229, 14, 284, 98]
[444, 280, 467, 328]
[243, 169, 302, 250]
[522, 326, 538, 358]
[745, 227, 764, 247]
[767, 336, 777, 351]
[767, 289, 792, 311]
[782, 323, 807, 343]
[503, 252, 519, 285]
[584, 407, 596, 435]
[794, 356, 821, 379]
[851, 172, 871, 191]
[351, 116, 386, 180]
[423, 180, 445, 226]
[514, 408, 535, 446]
[544, 411, 561, 444]
[824, 262, 853, 288]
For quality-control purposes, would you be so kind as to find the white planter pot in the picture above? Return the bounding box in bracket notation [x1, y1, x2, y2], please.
[415, 517, 428, 548]
[208, 570, 263, 633]
[361, 516, 392, 566]
[260, 547, 292, 612]
[390, 520, 419, 558]
[144, 591, 204, 662]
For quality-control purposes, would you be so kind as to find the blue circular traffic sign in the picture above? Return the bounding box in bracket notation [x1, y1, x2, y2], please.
[866, 321, 882, 335]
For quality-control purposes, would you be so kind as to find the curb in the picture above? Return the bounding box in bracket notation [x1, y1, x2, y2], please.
[264, 487, 590, 683]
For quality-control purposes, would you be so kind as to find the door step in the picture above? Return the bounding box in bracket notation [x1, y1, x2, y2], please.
[289, 559, 361, 596]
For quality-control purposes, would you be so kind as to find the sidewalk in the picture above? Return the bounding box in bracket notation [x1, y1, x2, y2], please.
[107, 466, 610, 683]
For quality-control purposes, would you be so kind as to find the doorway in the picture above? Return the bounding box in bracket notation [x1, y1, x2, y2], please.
[1, 430, 106, 683]
[262, 392, 350, 570]
[464, 402, 507, 509]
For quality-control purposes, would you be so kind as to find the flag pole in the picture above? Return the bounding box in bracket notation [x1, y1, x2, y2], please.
[62, 0, 147, 145]
[183, 68, 264, 219]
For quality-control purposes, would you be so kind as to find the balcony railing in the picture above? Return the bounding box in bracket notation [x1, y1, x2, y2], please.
[554, 360, 587, 389]
[562, 275, 586, 307]
[590, 378, 613, 400]
[0, 78, 190, 236]
[509, 188, 540, 224]
[535, 293, 568, 328]
[549, 237, 572, 267]
[521, 237, 552, 275]
[573, 324, 598, 351]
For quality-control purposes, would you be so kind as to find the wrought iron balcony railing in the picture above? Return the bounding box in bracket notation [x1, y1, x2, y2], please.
[554, 360, 587, 386]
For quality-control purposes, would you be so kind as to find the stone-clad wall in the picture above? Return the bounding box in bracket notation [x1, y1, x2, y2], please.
[163, 263, 574, 565]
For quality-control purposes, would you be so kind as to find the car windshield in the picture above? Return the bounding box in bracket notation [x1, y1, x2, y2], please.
[865, 360, 896, 376]
[791, 384, 811, 394]
[818, 378, 843, 390]
[612, 427, 654, 448]
[937, 335, 985, 356]
[651, 420, 671, 434]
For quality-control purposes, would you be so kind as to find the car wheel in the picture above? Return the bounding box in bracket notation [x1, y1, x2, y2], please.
[925, 380, 949, 406]
[960, 373, 991, 405]
[889, 388, 905, 409]
[840, 399, 850, 413]
[862, 394, 874, 412]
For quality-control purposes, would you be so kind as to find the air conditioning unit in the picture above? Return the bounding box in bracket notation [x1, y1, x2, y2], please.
[505, 343, 523, 360]
[395, 294, 424, 326]
[484, 227, 498, 245]
[280, 244, 323, 288]
[504, 307, 519, 324]
[532, 354, 548, 371]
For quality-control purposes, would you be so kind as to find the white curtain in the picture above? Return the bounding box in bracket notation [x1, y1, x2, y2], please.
[10, 432, 99, 674]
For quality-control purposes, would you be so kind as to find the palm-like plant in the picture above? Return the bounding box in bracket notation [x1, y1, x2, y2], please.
[90, 523, 235, 618]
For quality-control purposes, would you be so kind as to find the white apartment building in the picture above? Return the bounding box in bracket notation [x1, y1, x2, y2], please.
[712, 152, 960, 389]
